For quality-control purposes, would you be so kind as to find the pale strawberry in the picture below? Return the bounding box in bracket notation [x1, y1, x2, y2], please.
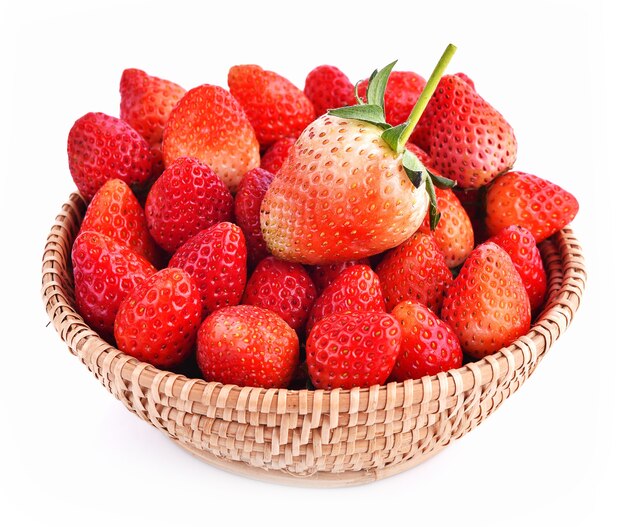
[161, 84, 260, 191]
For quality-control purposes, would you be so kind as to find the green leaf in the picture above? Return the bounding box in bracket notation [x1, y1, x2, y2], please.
[424, 174, 441, 230]
[402, 149, 426, 188]
[327, 104, 390, 128]
[381, 123, 408, 152]
[428, 169, 457, 189]
[366, 60, 397, 113]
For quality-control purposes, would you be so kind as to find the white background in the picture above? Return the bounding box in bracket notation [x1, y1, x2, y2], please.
[1, 1, 624, 525]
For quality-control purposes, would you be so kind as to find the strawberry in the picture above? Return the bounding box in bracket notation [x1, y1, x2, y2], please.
[228, 65, 316, 148]
[390, 301, 463, 381]
[120, 68, 186, 180]
[242, 256, 317, 332]
[308, 258, 370, 293]
[260, 137, 296, 174]
[233, 168, 275, 268]
[306, 311, 401, 389]
[304, 65, 356, 117]
[306, 264, 385, 334]
[357, 70, 426, 126]
[487, 225, 547, 311]
[161, 84, 260, 192]
[144, 157, 234, 254]
[260, 49, 460, 265]
[260, 113, 430, 264]
[120, 68, 186, 148]
[196, 305, 299, 388]
[72, 231, 156, 341]
[376, 231, 453, 313]
[67, 112, 153, 201]
[168, 222, 247, 318]
[484, 171, 580, 243]
[425, 75, 518, 189]
[114, 268, 202, 369]
[79, 179, 162, 267]
[409, 73, 474, 152]
[441, 242, 531, 359]
[418, 187, 474, 268]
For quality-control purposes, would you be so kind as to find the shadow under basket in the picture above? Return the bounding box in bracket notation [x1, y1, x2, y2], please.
[41, 193, 586, 487]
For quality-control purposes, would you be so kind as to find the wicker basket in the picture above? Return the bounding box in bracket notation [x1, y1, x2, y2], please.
[41, 192, 586, 487]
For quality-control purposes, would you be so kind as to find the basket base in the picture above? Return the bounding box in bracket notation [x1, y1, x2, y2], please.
[174, 439, 444, 488]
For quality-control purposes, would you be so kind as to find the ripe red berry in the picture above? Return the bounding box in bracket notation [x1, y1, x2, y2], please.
[72, 231, 156, 341]
[304, 65, 356, 117]
[306, 311, 402, 390]
[242, 257, 317, 332]
[169, 222, 247, 318]
[390, 301, 463, 381]
[114, 268, 202, 369]
[306, 265, 385, 334]
[145, 157, 234, 254]
[196, 305, 299, 389]
[487, 225, 547, 311]
[67, 112, 153, 201]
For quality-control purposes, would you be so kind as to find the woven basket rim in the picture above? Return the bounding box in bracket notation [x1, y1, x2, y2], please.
[41, 192, 587, 415]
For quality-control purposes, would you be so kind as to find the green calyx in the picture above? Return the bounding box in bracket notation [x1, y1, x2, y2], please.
[327, 43, 459, 230]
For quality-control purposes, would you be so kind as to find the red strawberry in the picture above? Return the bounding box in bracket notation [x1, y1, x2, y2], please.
[72, 231, 156, 341]
[161, 84, 260, 191]
[144, 157, 234, 254]
[484, 171, 580, 243]
[376, 231, 453, 313]
[242, 256, 317, 332]
[418, 188, 474, 268]
[390, 301, 463, 381]
[306, 311, 401, 389]
[168, 222, 247, 318]
[441, 242, 531, 359]
[425, 75, 518, 188]
[196, 305, 299, 388]
[409, 74, 474, 152]
[487, 225, 547, 311]
[79, 179, 162, 266]
[233, 167, 275, 268]
[357, 70, 426, 126]
[120, 68, 186, 147]
[114, 268, 202, 369]
[120, 68, 186, 180]
[308, 258, 370, 293]
[260, 137, 296, 174]
[306, 265, 385, 334]
[304, 65, 356, 117]
[67, 112, 153, 201]
[228, 65, 316, 148]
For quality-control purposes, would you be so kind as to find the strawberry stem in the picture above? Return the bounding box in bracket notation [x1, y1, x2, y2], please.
[397, 43, 457, 150]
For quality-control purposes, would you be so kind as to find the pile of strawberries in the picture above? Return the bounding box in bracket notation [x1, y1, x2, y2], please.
[67, 46, 579, 391]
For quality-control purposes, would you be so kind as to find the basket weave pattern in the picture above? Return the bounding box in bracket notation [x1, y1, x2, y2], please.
[42, 193, 586, 485]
